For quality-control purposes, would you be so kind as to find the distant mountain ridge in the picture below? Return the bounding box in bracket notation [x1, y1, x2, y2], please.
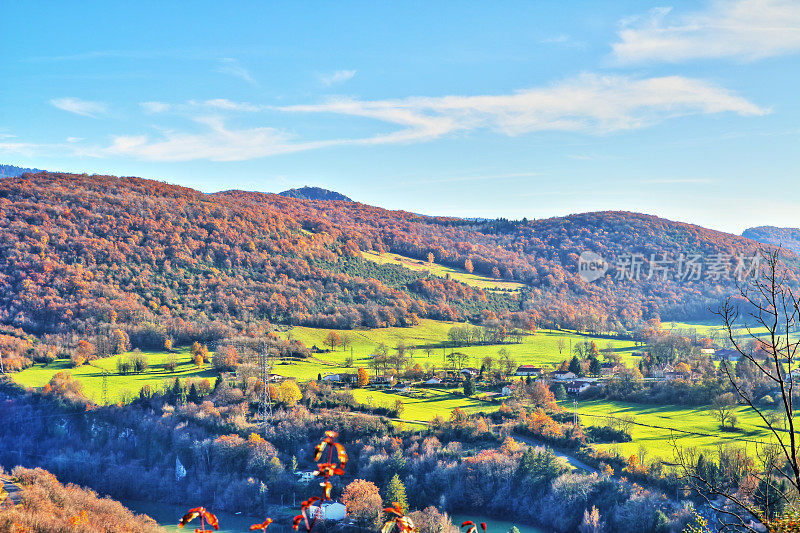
[0, 164, 44, 178]
[278, 186, 352, 202]
[743, 226, 800, 255]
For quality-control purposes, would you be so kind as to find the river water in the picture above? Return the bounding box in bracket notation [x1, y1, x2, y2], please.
[122, 500, 547, 533]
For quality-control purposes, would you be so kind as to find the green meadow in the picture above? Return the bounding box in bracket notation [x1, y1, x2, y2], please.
[279, 318, 639, 372]
[12, 348, 215, 404]
[10, 317, 781, 462]
[360, 250, 526, 291]
[570, 399, 779, 459]
[351, 387, 499, 421]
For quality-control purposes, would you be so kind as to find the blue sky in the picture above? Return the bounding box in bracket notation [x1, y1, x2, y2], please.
[1, 1, 798, 233]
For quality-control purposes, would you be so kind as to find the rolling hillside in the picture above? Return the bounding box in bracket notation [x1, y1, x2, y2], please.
[0, 163, 44, 178]
[0, 171, 788, 340]
[743, 225, 800, 255]
[278, 185, 353, 202]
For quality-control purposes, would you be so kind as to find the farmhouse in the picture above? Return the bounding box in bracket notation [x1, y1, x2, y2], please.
[339, 373, 358, 384]
[502, 381, 526, 396]
[600, 363, 616, 377]
[652, 364, 674, 379]
[460, 367, 479, 377]
[391, 382, 412, 392]
[714, 349, 741, 361]
[566, 380, 593, 395]
[514, 365, 542, 376]
[322, 373, 340, 382]
[553, 370, 577, 381]
[306, 501, 347, 521]
[296, 471, 316, 483]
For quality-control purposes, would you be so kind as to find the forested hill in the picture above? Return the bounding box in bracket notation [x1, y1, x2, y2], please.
[221, 191, 788, 329]
[278, 186, 352, 202]
[743, 226, 800, 255]
[0, 172, 789, 340]
[0, 163, 45, 178]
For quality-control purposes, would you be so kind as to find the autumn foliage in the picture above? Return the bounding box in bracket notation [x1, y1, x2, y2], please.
[0, 467, 162, 532]
[0, 171, 778, 344]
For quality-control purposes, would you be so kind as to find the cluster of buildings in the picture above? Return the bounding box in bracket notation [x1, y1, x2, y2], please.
[318, 347, 736, 399]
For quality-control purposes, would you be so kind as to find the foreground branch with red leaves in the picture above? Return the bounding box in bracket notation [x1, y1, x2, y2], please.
[172, 430, 493, 533]
[461, 520, 487, 533]
[250, 518, 273, 531]
[178, 507, 220, 532]
[381, 502, 416, 533]
[293, 430, 349, 531]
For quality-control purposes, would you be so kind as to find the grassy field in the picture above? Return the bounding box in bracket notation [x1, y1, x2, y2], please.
[12, 348, 216, 404]
[10, 317, 777, 463]
[570, 399, 778, 459]
[280, 319, 639, 372]
[351, 387, 499, 421]
[361, 250, 526, 291]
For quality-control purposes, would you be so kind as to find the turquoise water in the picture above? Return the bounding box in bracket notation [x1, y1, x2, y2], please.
[122, 500, 293, 532]
[122, 500, 546, 533]
[451, 514, 546, 533]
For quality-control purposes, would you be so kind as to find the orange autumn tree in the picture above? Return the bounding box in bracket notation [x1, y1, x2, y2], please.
[357, 367, 369, 388]
[527, 408, 563, 439]
[342, 479, 382, 527]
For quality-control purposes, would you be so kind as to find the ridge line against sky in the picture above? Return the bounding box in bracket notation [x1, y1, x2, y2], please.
[1, 0, 798, 233]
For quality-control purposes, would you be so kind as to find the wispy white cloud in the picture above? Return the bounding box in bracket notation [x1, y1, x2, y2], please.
[613, 0, 800, 64]
[189, 99, 263, 112]
[50, 97, 109, 117]
[0, 141, 41, 157]
[97, 116, 336, 162]
[283, 73, 766, 140]
[97, 73, 765, 162]
[540, 34, 587, 49]
[216, 58, 257, 85]
[320, 69, 356, 86]
[140, 101, 172, 114]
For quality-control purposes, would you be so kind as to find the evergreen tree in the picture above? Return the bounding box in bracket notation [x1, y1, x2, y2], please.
[568, 355, 582, 376]
[653, 510, 670, 533]
[187, 383, 200, 404]
[385, 474, 408, 512]
[589, 356, 601, 376]
[171, 377, 182, 403]
[463, 376, 475, 396]
[552, 383, 567, 400]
